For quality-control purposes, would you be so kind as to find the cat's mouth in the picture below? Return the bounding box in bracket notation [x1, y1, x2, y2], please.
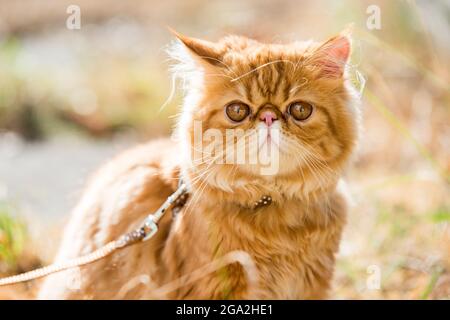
[258, 131, 279, 150]
[256, 123, 281, 149]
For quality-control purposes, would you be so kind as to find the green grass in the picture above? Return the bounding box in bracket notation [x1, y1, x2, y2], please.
[420, 268, 443, 300]
[430, 208, 450, 224]
[0, 202, 27, 270]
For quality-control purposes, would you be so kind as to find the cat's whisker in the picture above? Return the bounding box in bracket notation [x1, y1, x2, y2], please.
[184, 166, 218, 216]
[287, 137, 337, 178]
[296, 142, 338, 178]
[289, 141, 331, 192]
[230, 60, 296, 83]
[299, 153, 327, 191]
[157, 73, 178, 113]
[196, 55, 239, 78]
[187, 130, 257, 207]
[188, 140, 236, 187]
[288, 78, 309, 95]
[290, 136, 337, 218]
[204, 73, 235, 80]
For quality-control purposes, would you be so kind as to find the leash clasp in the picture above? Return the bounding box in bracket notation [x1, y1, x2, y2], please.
[141, 181, 188, 242]
[142, 215, 159, 241]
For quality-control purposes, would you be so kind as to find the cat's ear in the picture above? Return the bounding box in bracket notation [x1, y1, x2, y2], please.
[310, 31, 351, 78]
[169, 28, 223, 68]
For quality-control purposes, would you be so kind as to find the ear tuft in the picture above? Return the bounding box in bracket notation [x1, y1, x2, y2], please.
[168, 27, 223, 67]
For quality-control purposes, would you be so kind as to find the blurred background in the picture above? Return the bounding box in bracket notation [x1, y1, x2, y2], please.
[0, 0, 448, 299]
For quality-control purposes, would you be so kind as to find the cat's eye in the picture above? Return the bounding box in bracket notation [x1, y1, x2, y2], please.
[288, 101, 314, 121]
[225, 102, 250, 122]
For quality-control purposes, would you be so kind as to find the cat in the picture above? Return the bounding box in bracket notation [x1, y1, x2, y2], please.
[38, 29, 360, 299]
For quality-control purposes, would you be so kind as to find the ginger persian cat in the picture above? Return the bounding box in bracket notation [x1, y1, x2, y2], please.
[39, 30, 360, 299]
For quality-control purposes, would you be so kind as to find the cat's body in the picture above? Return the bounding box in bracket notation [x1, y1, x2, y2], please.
[38, 139, 347, 299]
[39, 31, 359, 299]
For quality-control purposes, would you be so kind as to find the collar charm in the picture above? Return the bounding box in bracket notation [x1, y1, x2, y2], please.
[252, 195, 272, 210]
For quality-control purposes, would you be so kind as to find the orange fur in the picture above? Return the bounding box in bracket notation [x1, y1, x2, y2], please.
[38, 32, 360, 299]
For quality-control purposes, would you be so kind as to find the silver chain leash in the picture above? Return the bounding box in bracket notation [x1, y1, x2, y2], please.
[0, 181, 188, 286]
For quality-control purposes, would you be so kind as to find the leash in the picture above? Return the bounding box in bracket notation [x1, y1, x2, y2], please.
[0, 181, 188, 286]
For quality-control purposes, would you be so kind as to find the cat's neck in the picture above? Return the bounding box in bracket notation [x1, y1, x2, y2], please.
[182, 167, 338, 211]
[179, 166, 340, 234]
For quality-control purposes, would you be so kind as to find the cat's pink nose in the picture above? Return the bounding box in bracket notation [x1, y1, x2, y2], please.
[259, 110, 278, 127]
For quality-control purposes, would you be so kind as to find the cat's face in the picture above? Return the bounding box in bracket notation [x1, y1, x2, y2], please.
[172, 32, 359, 193]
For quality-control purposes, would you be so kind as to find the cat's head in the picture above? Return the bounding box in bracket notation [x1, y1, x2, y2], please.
[170, 31, 360, 197]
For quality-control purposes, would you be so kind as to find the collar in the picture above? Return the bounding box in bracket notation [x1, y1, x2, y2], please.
[173, 177, 273, 218]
